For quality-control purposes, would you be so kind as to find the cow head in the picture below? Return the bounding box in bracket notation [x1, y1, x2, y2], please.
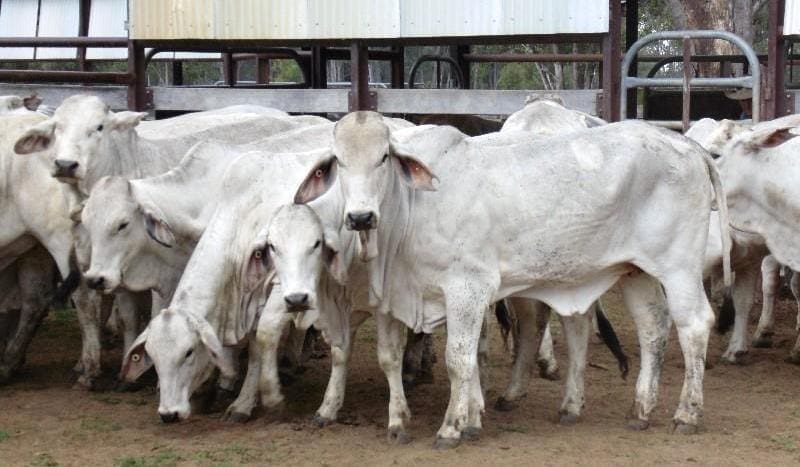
[294, 112, 436, 257]
[121, 308, 234, 423]
[252, 204, 344, 313]
[82, 177, 175, 294]
[14, 95, 146, 186]
[0, 95, 24, 113]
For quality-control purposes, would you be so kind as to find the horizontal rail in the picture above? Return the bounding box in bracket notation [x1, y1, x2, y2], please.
[0, 70, 133, 85]
[0, 84, 128, 108]
[625, 76, 755, 88]
[151, 87, 350, 113]
[0, 37, 129, 47]
[375, 89, 599, 115]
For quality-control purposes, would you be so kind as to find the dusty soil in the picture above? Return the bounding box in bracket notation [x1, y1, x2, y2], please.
[2, 287, 800, 467]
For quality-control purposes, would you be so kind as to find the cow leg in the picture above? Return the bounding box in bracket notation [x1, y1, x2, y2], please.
[722, 262, 759, 364]
[537, 321, 559, 379]
[753, 255, 780, 348]
[435, 285, 488, 449]
[223, 336, 261, 423]
[0, 248, 54, 383]
[619, 272, 670, 431]
[557, 312, 590, 425]
[495, 298, 550, 411]
[314, 310, 369, 426]
[790, 271, 800, 332]
[71, 286, 107, 389]
[476, 313, 489, 396]
[662, 273, 714, 434]
[402, 330, 426, 388]
[256, 289, 293, 410]
[374, 312, 412, 444]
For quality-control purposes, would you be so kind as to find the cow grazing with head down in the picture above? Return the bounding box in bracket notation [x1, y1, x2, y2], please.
[293, 111, 730, 447]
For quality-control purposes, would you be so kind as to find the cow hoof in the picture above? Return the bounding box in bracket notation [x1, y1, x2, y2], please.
[626, 418, 650, 431]
[387, 426, 412, 445]
[433, 436, 460, 450]
[752, 334, 774, 348]
[222, 410, 251, 424]
[559, 412, 579, 426]
[73, 376, 94, 391]
[784, 353, 800, 365]
[461, 427, 481, 441]
[494, 397, 519, 412]
[538, 361, 560, 381]
[721, 350, 748, 365]
[312, 413, 334, 428]
[672, 421, 699, 435]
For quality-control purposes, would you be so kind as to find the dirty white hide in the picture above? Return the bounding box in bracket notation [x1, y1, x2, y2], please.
[501, 94, 606, 134]
[294, 112, 730, 446]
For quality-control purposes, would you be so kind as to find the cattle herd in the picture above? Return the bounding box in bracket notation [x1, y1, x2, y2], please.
[0, 92, 799, 449]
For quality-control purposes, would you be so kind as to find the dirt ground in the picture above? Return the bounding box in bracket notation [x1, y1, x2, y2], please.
[2, 286, 800, 467]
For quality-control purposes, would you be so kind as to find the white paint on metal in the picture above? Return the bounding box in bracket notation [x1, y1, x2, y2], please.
[36, 0, 80, 59]
[0, 0, 38, 59]
[786, 0, 800, 36]
[87, 0, 129, 59]
[128, 0, 609, 40]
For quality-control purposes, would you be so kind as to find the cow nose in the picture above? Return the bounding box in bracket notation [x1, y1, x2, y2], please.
[159, 411, 179, 424]
[86, 276, 105, 290]
[54, 159, 79, 176]
[346, 211, 376, 231]
[284, 293, 310, 311]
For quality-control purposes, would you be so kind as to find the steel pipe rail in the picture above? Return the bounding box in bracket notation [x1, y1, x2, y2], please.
[0, 37, 128, 47]
[620, 30, 761, 123]
[462, 53, 603, 63]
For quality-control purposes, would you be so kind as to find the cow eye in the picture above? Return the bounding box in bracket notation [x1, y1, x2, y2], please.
[117, 222, 129, 232]
[185, 349, 193, 359]
[313, 240, 321, 249]
[96, 124, 104, 132]
[254, 249, 262, 260]
[380, 153, 389, 165]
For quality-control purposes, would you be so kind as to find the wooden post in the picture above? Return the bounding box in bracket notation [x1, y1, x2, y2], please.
[602, 0, 622, 121]
[766, 0, 788, 119]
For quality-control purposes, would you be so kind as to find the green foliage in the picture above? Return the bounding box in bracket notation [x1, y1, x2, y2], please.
[0, 430, 10, 442]
[30, 453, 58, 467]
[79, 416, 121, 433]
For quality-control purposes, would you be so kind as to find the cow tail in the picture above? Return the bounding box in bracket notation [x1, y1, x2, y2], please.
[494, 300, 513, 350]
[595, 303, 629, 380]
[705, 153, 734, 333]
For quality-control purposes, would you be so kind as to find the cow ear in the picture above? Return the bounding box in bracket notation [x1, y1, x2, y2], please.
[120, 328, 152, 382]
[245, 245, 272, 293]
[390, 152, 438, 191]
[746, 127, 799, 150]
[322, 234, 346, 285]
[192, 316, 236, 378]
[109, 111, 147, 131]
[142, 207, 175, 248]
[14, 119, 56, 154]
[294, 152, 336, 204]
[23, 95, 42, 111]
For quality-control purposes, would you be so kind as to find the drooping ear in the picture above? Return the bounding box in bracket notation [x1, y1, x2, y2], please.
[322, 233, 346, 285]
[141, 204, 175, 248]
[245, 243, 272, 294]
[389, 150, 438, 191]
[23, 95, 42, 111]
[294, 152, 336, 204]
[188, 313, 236, 378]
[120, 328, 152, 382]
[108, 111, 147, 131]
[745, 127, 799, 150]
[14, 119, 56, 154]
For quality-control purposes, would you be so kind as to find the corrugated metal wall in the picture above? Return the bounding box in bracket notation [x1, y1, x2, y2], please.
[128, 0, 609, 40]
[37, 0, 80, 59]
[0, 0, 39, 59]
[786, 0, 800, 36]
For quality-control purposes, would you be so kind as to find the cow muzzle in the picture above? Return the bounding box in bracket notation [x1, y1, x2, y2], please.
[159, 411, 180, 424]
[52, 159, 79, 181]
[284, 292, 311, 312]
[346, 211, 377, 231]
[86, 275, 106, 291]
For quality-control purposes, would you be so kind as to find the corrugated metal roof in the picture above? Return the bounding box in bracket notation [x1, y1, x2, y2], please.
[786, 0, 800, 36]
[87, 0, 129, 59]
[129, 0, 609, 40]
[36, 0, 80, 59]
[0, 0, 38, 59]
